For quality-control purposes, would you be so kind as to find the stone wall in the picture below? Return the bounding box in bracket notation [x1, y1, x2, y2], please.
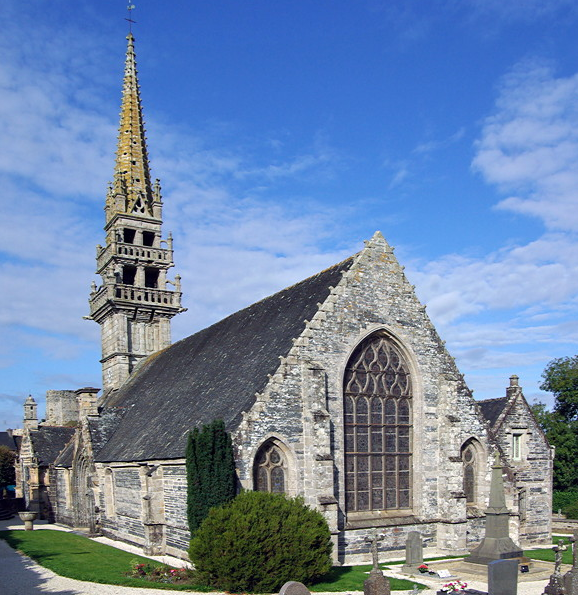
[233, 234, 496, 563]
[491, 385, 553, 546]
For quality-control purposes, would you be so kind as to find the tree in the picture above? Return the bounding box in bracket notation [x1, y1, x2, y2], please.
[186, 419, 236, 534]
[535, 355, 578, 491]
[189, 491, 333, 593]
[0, 446, 16, 496]
[540, 355, 578, 421]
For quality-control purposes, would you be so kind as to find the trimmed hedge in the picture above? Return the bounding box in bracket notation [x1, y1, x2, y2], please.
[189, 490, 333, 593]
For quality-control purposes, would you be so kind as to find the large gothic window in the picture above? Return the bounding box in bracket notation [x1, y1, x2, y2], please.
[254, 441, 287, 493]
[344, 333, 412, 513]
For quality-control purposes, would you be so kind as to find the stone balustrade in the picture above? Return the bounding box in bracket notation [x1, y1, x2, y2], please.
[90, 284, 182, 314]
[97, 241, 173, 268]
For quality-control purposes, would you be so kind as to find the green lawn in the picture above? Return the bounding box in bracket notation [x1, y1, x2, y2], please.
[310, 564, 423, 592]
[0, 529, 209, 591]
[524, 537, 573, 565]
[2, 528, 568, 593]
[1, 528, 424, 592]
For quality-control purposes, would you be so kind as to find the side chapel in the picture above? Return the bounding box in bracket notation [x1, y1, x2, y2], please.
[16, 33, 553, 564]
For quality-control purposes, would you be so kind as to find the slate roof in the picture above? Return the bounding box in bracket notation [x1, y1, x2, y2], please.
[477, 397, 509, 427]
[30, 427, 76, 466]
[0, 432, 17, 451]
[95, 257, 354, 463]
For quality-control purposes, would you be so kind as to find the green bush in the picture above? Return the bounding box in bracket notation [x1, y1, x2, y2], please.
[188, 490, 333, 593]
[564, 500, 578, 520]
[553, 489, 578, 515]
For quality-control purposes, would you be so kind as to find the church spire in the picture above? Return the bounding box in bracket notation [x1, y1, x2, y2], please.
[89, 33, 185, 394]
[107, 33, 157, 221]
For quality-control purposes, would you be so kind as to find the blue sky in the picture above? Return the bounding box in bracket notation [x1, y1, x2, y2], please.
[1, 0, 578, 429]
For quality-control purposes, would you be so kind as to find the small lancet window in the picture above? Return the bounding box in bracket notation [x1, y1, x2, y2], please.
[461, 441, 478, 505]
[254, 442, 287, 493]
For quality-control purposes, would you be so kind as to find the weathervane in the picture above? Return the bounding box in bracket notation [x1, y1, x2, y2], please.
[125, 4, 136, 33]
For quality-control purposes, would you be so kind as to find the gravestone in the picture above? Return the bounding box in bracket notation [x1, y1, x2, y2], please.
[364, 568, 391, 595]
[402, 531, 424, 574]
[543, 541, 567, 595]
[564, 533, 578, 595]
[488, 558, 518, 595]
[279, 581, 310, 595]
[364, 531, 391, 595]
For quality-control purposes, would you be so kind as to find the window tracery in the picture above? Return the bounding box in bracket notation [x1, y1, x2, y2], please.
[344, 334, 412, 513]
[254, 442, 287, 493]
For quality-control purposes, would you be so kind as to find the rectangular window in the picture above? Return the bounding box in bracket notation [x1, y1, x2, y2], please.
[512, 433, 522, 461]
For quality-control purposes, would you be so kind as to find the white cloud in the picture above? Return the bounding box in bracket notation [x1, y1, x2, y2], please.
[473, 62, 578, 231]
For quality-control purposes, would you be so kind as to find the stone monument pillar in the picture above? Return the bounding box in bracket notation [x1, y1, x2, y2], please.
[467, 453, 523, 565]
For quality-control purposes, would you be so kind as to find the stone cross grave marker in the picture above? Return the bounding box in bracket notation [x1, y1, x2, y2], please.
[543, 540, 567, 595]
[364, 530, 390, 595]
[488, 558, 518, 595]
[564, 532, 578, 595]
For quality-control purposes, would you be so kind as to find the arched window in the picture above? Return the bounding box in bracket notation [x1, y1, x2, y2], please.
[254, 441, 287, 493]
[344, 333, 412, 513]
[461, 440, 478, 505]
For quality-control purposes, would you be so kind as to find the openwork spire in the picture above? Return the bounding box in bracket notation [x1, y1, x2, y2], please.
[108, 33, 155, 218]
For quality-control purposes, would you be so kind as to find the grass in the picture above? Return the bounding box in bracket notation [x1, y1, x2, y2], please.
[0, 529, 210, 591]
[524, 537, 574, 565]
[0, 528, 426, 592]
[310, 564, 424, 592]
[2, 528, 570, 593]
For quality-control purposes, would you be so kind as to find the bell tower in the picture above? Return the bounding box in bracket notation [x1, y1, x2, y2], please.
[87, 34, 185, 394]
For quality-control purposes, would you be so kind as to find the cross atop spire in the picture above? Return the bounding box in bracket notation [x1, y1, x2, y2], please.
[106, 33, 158, 222]
[125, 4, 136, 33]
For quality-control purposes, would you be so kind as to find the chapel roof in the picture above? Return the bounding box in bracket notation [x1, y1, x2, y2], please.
[30, 427, 76, 466]
[0, 432, 17, 450]
[477, 397, 509, 427]
[95, 256, 355, 463]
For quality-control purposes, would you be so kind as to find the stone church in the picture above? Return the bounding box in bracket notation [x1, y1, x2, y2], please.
[16, 33, 553, 564]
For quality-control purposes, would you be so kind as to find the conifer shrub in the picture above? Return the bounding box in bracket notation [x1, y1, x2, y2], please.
[186, 419, 236, 534]
[188, 490, 333, 593]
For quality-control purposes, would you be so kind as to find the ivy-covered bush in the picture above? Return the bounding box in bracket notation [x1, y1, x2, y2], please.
[188, 490, 333, 593]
